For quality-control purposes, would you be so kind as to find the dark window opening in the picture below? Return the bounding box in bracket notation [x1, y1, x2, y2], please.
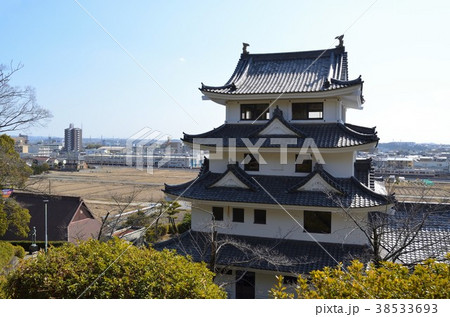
[292, 102, 323, 120]
[295, 155, 312, 173]
[254, 209, 266, 224]
[233, 208, 244, 223]
[304, 211, 331, 233]
[283, 276, 297, 285]
[244, 153, 259, 171]
[212, 207, 224, 221]
[241, 104, 270, 121]
[235, 271, 255, 299]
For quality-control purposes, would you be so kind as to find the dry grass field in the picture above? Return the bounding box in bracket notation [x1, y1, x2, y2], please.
[387, 181, 450, 203]
[26, 167, 198, 217]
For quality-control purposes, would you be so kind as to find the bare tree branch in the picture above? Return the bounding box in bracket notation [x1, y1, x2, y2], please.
[326, 183, 450, 266]
[0, 63, 52, 132]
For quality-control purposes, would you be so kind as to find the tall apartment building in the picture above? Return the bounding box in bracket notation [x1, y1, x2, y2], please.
[64, 123, 82, 152]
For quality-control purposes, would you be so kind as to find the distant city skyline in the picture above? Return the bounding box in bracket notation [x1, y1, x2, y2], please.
[1, 0, 449, 143]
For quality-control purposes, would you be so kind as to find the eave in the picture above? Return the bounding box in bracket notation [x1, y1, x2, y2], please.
[164, 193, 393, 212]
[183, 141, 378, 153]
[201, 84, 363, 108]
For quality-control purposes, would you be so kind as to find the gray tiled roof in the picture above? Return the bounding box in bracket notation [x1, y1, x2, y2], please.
[164, 164, 391, 209]
[200, 47, 362, 95]
[382, 204, 450, 265]
[183, 122, 378, 149]
[154, 231, 370, 274]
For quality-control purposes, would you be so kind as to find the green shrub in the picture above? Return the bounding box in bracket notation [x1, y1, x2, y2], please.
[6, 240, 67, 251]
[31, 162, 49, 175]
[0, 241, 15, 271]
[0, 275, 7, 299]
[14, 245, 25, 258]
[145, 225, 168, 243]
[167, 223, 177, 234]
[270, 257, 450, 299]
[6, 238, 226, 299]
[177, 213, 191, 234]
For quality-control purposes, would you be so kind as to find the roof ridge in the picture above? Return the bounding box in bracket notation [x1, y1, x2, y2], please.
[330, 76, 362, 86]
[287, 164, 347, 194]
[350, 176, 394, 202]
[182, 123, 228, 140]
[206, 163, 259, 191]
[250, 106, 307, 137]
[338, 122, 378, 140]
[12, 191, 83, 201]
[239, 47, 345, 60]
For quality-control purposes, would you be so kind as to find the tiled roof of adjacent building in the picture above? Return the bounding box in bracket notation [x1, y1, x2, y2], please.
[382, 203, 450, 265]
[183, 122, 378, 149]
[164, 164, 391, 209]
[1, 192, 97, 241]
[200, 46, 363, 96]
[155, 230, 370, 274]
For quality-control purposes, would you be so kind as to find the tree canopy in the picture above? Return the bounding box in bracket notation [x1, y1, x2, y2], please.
[270, 256, 450, 299]
[0, 134, 31, 238]
[0, 134, 32, 188]
[5, 238, 227, 299]
[0, 198, 30, 238]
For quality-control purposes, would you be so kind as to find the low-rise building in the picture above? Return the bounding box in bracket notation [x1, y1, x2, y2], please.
[1, 192, 101, 243]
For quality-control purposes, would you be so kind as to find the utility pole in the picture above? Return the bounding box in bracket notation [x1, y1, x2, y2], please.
[43, 199, 49, 253]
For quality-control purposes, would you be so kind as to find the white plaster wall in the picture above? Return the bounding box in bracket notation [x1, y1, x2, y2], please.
[209, 158, 229, 173]
[225, 99, 341, 123]
[322, 152, 355, 177]
[255, 272, 278, 299]
[225, 101, 240, 123]
[272, 100, 290, 118]
[209, 152, 309, 175]
[209, 151, 355, 177]
[192, 203, 369, 245]
[323, 99, 340, 122]
[240, 152, 310, 176]
[215, 271, 278, 299]
[209, 149, 307, 176]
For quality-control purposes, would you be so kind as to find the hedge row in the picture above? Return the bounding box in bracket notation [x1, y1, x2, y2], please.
[5, 241, 67, 251]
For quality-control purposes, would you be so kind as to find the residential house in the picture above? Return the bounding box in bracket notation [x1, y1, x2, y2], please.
[1, 192, 101, 244]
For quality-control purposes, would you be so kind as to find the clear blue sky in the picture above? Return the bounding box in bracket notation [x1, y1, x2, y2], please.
[1, 0, 449, 143]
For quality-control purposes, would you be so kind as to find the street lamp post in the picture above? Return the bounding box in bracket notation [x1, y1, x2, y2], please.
[43, 199, 49, 253]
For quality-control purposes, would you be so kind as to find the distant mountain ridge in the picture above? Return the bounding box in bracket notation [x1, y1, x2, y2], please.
[378, 142, 450, 153]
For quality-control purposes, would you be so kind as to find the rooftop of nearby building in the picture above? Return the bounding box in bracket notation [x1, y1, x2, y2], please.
[383, 203, 450, 265]
[1, 192, 97, 241]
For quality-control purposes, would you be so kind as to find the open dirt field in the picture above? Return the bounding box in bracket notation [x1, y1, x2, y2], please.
[26, 167, 198, 217]
[387, 181, 450, 203]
